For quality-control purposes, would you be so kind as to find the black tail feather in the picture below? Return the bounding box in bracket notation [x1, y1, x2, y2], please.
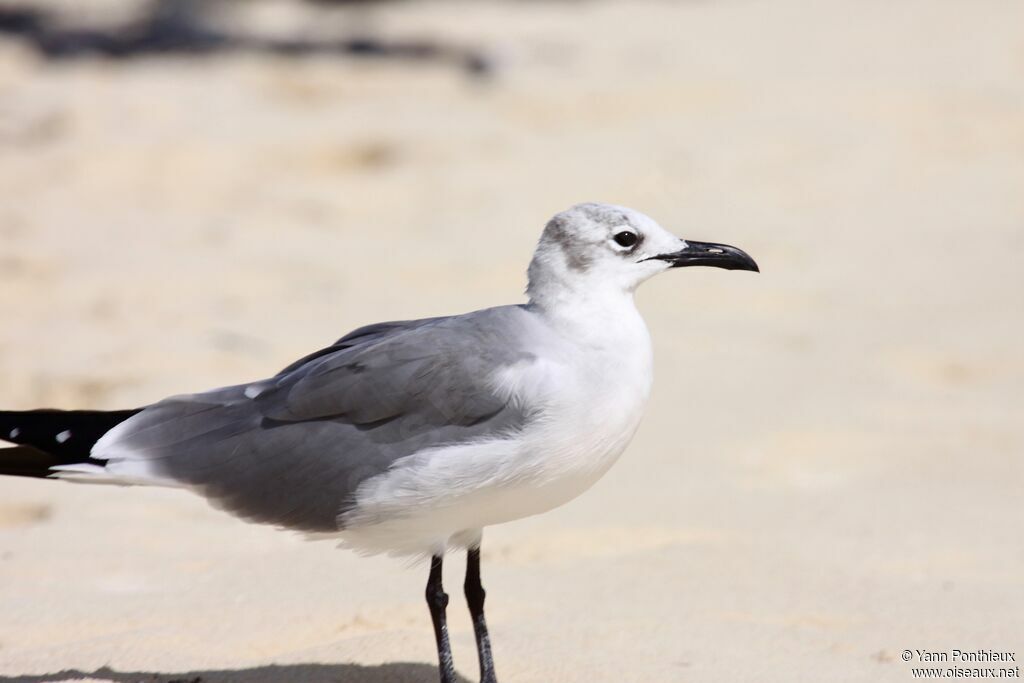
[0, 408, 142, 474]
[0, 445, 72, 478]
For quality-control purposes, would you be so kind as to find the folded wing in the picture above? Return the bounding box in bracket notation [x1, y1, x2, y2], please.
[89, 307, 537, 533]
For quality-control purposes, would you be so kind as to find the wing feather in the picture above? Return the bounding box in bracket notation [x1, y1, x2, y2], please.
[92, 306, 538, 533]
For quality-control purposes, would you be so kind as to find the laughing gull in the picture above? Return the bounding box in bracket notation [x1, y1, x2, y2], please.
[0, 202, 757, 683]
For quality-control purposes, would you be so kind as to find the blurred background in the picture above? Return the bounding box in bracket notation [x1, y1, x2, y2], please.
[0, 1, 1022, 681]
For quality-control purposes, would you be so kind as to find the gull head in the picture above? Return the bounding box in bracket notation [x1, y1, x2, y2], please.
[526, 203, 758, 306]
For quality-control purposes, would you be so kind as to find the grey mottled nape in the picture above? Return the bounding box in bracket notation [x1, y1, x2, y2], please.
[427, 555, 457, 683]
[465, 546, 498, 683]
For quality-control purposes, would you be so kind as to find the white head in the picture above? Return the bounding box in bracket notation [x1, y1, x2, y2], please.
[526, 203, 757, 310]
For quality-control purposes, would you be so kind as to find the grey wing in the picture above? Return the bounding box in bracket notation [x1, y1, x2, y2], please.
[93, 308, 537, 533]
[273, 316, 447, 376]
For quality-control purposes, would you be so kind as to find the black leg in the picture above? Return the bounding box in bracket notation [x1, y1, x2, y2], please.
[427, 554, 457, 683]
[464, 546, 498, 683]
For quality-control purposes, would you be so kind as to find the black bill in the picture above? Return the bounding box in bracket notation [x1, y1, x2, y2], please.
[649, 240, 759, 272]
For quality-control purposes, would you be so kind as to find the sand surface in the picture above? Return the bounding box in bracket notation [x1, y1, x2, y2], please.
[1, 1, 1022, 681]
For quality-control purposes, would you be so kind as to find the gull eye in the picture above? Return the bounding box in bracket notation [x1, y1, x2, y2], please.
[613, 231, 638, 248]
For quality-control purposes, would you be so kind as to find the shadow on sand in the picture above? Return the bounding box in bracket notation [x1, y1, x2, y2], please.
[0, 0, 491, 75]
[0, 662, 470, 683]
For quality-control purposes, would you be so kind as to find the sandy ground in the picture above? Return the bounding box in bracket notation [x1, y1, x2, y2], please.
[1, 0, 1023, 681]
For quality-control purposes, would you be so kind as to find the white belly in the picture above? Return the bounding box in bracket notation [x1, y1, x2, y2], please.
[335, 346, 652, 558]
